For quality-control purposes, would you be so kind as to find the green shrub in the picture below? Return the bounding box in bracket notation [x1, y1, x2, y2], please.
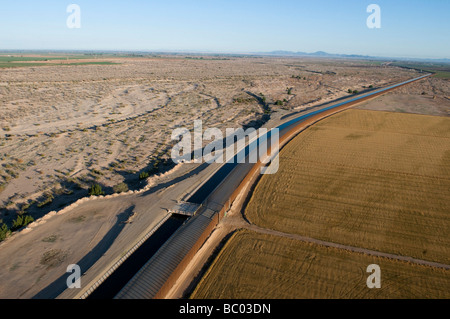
[113, 182, 128, 193]
[0, 224, 10, 241]
[139, 172, 149, 180]
[88, 184, 105, 196]
[11, 215, 34, 231]
[37, 193, 54, 208]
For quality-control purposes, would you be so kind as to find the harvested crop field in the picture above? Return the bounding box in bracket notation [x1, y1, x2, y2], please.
[191, 230, 450, 299]
[246, 109, 450, 265]
[191, 109, 450, 299]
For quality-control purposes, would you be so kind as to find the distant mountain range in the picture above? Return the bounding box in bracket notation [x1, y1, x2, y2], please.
[256, 50, 450, 63]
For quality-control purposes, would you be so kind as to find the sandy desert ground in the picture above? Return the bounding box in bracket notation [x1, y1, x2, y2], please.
[0, 56, 419, 225]
[357, 75, 450, 116]
[0, 55, 435, 298]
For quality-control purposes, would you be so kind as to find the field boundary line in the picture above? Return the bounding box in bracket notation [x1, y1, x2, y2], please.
[243, 223, 450, 270]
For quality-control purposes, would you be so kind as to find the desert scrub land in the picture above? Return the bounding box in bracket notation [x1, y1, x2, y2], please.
[246, 109, 450, 265]
[191, 230, 450, 299]
[0, 55, 418, 233]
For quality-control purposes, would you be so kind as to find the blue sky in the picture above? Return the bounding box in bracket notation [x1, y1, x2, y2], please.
[0, 0, 449, 59]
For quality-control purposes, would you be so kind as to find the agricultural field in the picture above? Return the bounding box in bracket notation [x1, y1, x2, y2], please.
[246, 109, 450, 264]
[191, 230, 450, 299]
[0, 54, 118, 68]
[392, 61, 450, 80]
[191, 108, 450, 299]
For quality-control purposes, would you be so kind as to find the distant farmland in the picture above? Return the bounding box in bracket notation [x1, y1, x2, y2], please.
[0, 55, 118, 68]
[392, 61, 450, 80]
[192, 109, 450, 299]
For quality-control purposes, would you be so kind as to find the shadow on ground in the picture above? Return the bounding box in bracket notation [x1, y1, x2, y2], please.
[32, 205, 135, 299]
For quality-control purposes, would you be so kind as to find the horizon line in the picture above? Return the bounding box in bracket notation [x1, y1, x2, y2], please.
[0, 48, 448, 62]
